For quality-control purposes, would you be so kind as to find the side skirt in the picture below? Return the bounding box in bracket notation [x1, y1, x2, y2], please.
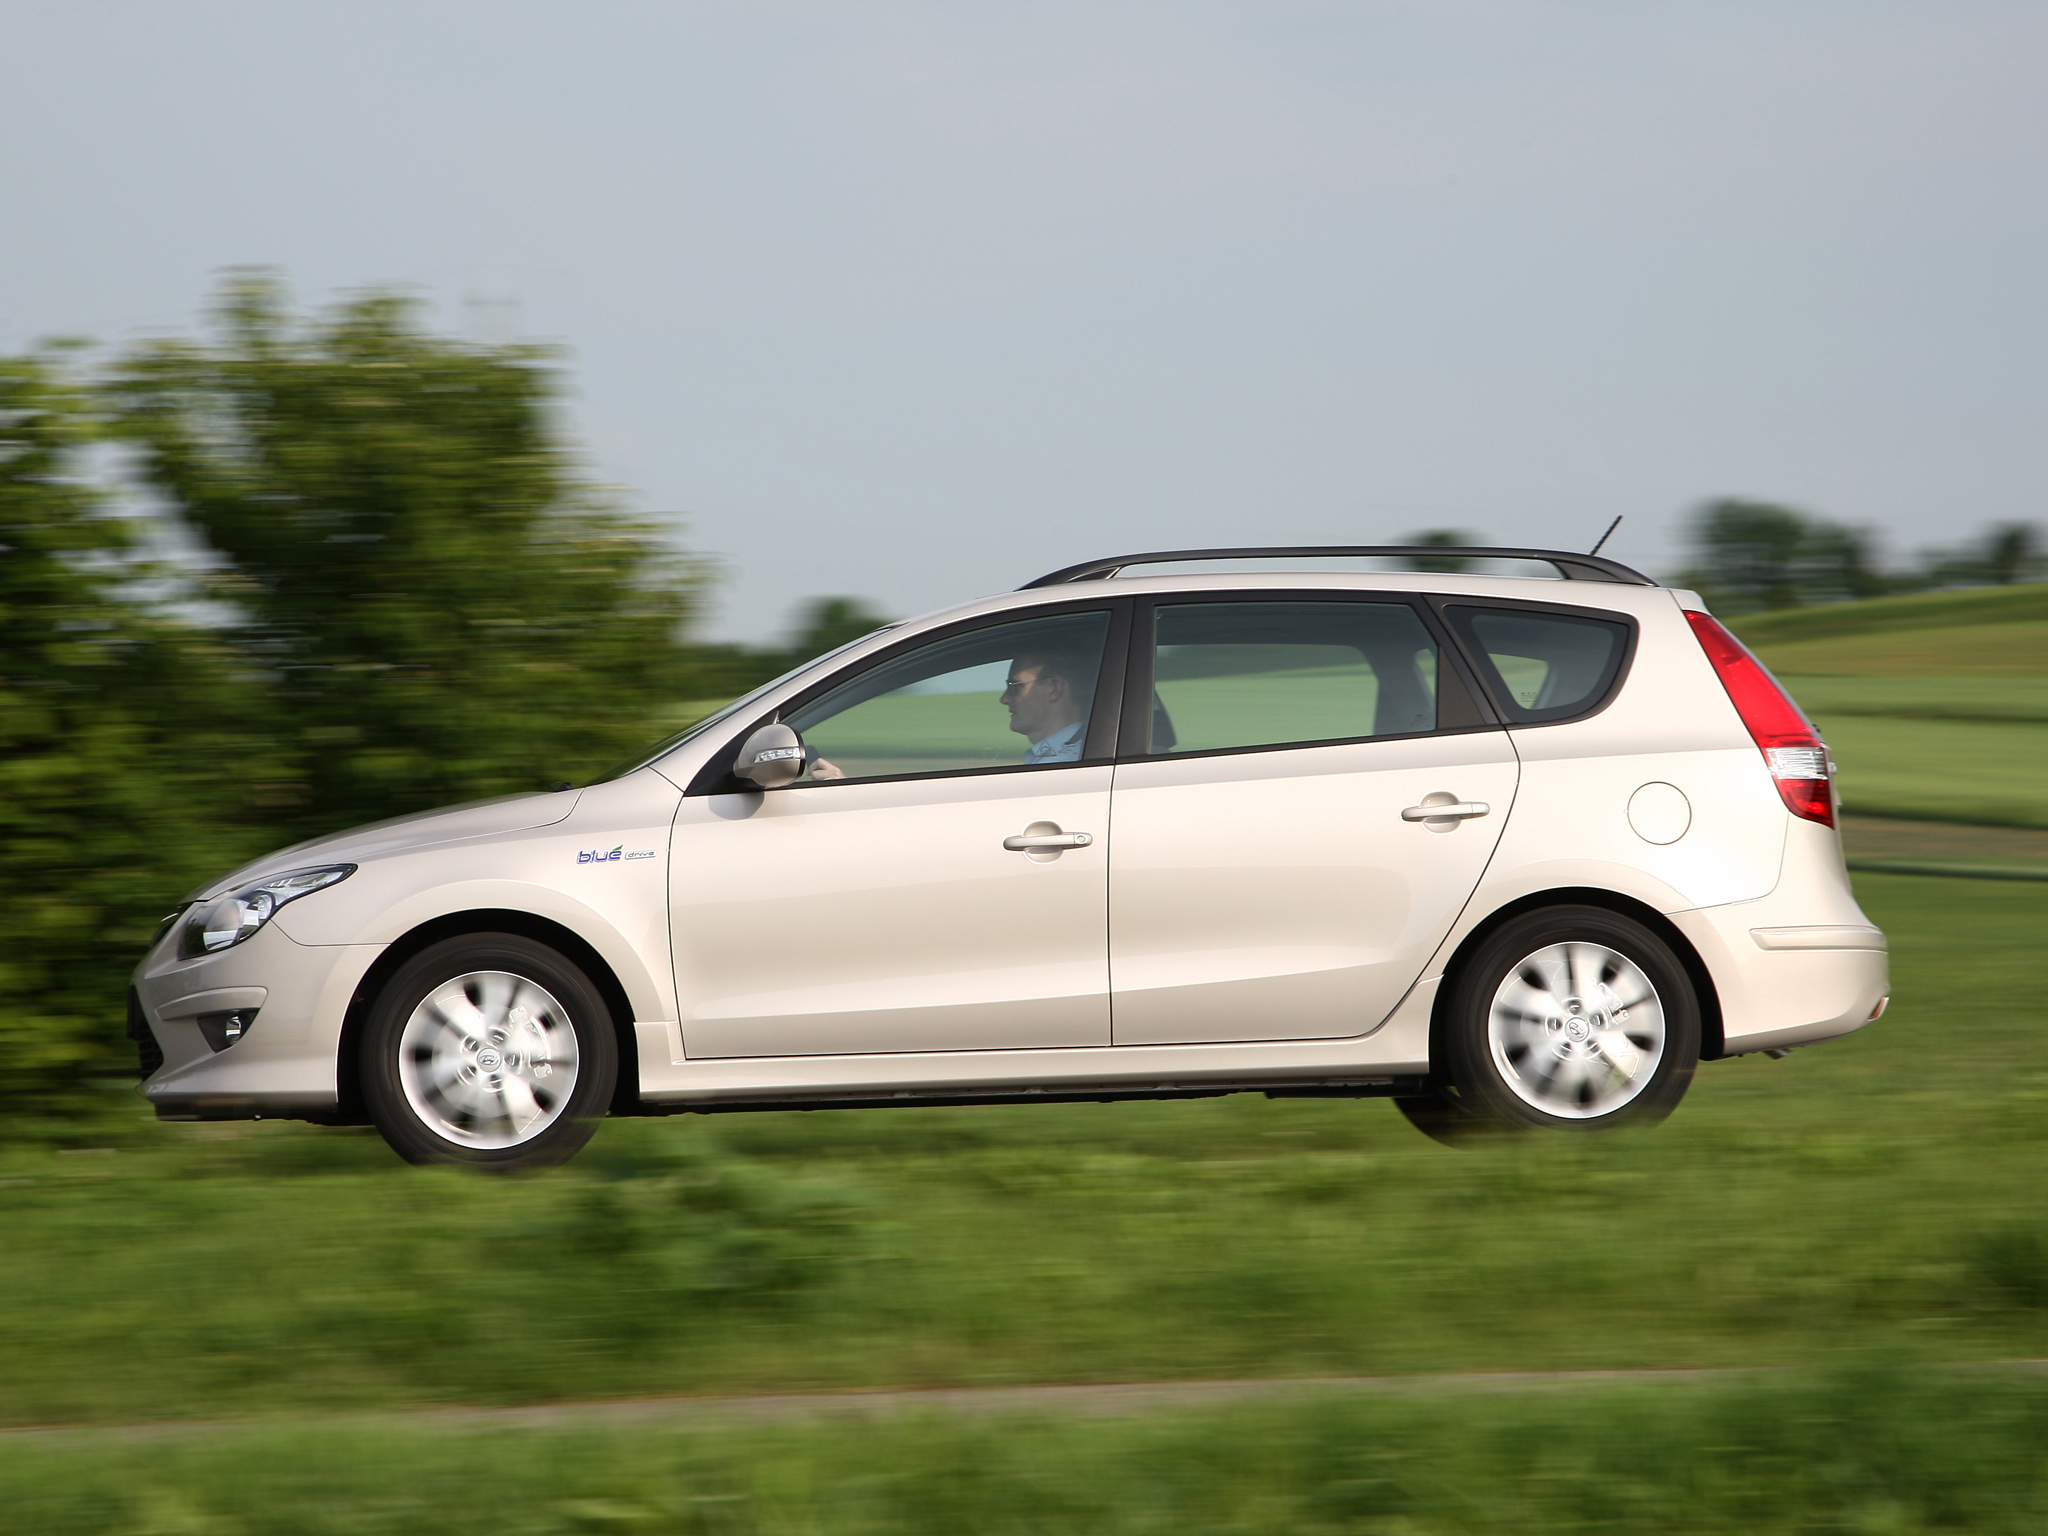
[635, 1077, 1429, 1116]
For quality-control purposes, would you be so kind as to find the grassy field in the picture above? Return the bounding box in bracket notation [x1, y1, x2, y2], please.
[3, 869, 2046, 1527]
[9, 1368, 2048, 1534]
[1730, 582, 2048, 830]
[2, 872, 2045, 1435]
[1837, 815, 2048, 883]
[1801, 714, 2048, 828]
[1728, 581, 2048, 650]
[1774, 674, 2048, 722]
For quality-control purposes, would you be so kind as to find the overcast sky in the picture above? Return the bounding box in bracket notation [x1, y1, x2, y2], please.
[4, 1, 2044, 639]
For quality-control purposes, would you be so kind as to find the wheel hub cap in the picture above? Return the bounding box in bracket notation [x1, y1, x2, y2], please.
[1487, 942, 1665, 1120]
[396, 970, 579, 1149]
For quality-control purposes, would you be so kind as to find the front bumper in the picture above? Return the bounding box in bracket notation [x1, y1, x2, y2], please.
[131, 920, 383, 1120]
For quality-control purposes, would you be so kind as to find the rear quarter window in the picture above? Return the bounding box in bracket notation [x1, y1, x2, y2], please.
[1443, 605, 1633, 724]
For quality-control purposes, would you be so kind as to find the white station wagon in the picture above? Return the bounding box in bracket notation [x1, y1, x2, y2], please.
[130, 546, 1890, 1168]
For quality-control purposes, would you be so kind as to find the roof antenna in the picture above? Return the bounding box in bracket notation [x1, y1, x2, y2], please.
[1588, 515, 1622, 557]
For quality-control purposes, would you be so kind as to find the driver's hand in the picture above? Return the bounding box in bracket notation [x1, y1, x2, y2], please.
[809, 759, 846, 781]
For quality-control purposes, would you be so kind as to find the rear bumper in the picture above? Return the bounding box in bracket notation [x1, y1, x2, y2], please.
[1670, 906, 1889, 1057]
[1666, 809, 1890, 1058]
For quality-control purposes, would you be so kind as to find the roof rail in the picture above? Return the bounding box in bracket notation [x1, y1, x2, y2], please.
[1020, 545, 1657, 590]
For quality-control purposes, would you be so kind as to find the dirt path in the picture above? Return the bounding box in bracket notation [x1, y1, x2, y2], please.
[12, 1361, 2048, 1443]
[0, 1365, 1850, 1443]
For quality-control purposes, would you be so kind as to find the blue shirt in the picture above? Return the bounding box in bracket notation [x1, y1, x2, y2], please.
[1024, 721, 1085, 765]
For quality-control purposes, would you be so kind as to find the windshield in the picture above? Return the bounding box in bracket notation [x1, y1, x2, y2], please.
[585, 629, 898, 785]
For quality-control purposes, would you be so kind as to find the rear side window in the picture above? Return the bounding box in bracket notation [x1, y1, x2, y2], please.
[1144, 600, 1443, 754]
[1444, 606, 1631, 724]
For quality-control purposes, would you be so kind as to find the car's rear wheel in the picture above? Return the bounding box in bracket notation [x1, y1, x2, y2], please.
[361, 934, 617, 1170]
[1400, 905, 1700, 1142]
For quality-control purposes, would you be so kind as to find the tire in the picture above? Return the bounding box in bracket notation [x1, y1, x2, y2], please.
[361, 933, 618, 1171]
[1392, 1090, 1486, 1147]
[1408, 905, 1700, 1140]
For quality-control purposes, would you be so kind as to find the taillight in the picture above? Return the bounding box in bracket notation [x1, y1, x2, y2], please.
[1683, 610, 1835, 827]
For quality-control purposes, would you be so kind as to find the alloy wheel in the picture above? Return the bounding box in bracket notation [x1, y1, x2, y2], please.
[1485, 941, 1666, 1120]
[396, 970, 581, 1149]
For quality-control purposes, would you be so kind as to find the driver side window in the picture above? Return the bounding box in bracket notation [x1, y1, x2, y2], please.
[783, 610, 1114, 784]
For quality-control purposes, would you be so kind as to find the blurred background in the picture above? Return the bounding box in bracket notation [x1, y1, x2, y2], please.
[4, 3, 2048, 1531]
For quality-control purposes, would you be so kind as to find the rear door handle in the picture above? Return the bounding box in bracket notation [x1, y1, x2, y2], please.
[1401, 801, 1490, 822]
[1004, 830, 1094, 850]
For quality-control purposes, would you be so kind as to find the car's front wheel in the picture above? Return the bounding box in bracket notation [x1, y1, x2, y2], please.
[1399, 905, 1700, 1143]
[361, 933, 618, 1170]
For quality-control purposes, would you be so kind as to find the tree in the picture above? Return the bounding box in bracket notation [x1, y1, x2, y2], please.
[1984, 523, 2043, 584]
[1922, 521, 2045, 588]
[1399, 528, 1479, 573]
[1793, 521, 1893, 605]
[108, 275, 709, 839]
[654, 596, 899, 714]
[1674, 500, 1808, 611]
[783, 596, 893, 661]
[0, 351, 265, 1126]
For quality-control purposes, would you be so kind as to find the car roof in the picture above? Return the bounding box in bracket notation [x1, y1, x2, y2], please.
[1021, 545, 1653, 588]
[867, 565, 1683, 655]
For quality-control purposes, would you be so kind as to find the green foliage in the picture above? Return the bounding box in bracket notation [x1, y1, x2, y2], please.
[1674, 497, 1898, 612]
[784, 595, 893, 658]
[0, 276, 901, 1129]
[1969, 1225, 2048, 1311]
[107, 273, 710, 838]
[684, 595, 898, 706]
[1681, 499, 2047, 613]
[0, 352, 269, 1127]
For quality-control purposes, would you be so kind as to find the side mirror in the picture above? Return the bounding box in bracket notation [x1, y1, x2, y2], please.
[733, 722, 806, 788]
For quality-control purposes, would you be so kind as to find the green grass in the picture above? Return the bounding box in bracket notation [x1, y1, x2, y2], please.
[7, 1368, 2048, 1534]
[1837, 815, 2048, 880]
[1751, 618, 2048, 678]
[1729, 580, 2048, 646]
[1778, 674, 2048, 722]
[1805, 713, 2048, 828]
[3, 874, 2047, 1432]
[1724, 588, 2048, 828]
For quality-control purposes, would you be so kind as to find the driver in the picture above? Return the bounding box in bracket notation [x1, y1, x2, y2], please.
[1003, 649, 1092, 764]
[808, 647, 1094, 780]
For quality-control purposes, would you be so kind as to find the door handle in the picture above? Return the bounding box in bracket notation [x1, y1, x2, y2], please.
[1401, 801, 1490, 823]
[1004, 830, 1094, 850]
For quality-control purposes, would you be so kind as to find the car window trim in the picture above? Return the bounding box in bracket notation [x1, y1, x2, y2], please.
[1426, 594, 1639, 728]
[1115, 589, 1502, 766]
[684, 597, 1134, 796]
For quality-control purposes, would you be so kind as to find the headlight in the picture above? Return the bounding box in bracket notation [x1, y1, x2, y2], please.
[179, 865, 356, 959]
[152, 906, 190, 948]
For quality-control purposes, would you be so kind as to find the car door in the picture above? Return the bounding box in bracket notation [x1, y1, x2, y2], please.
[1107, 594, 1518, 1045]
[670, 603, 1127, 1058]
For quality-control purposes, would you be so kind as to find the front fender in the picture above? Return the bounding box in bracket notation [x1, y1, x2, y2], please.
[272, 772, 681, 1022]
